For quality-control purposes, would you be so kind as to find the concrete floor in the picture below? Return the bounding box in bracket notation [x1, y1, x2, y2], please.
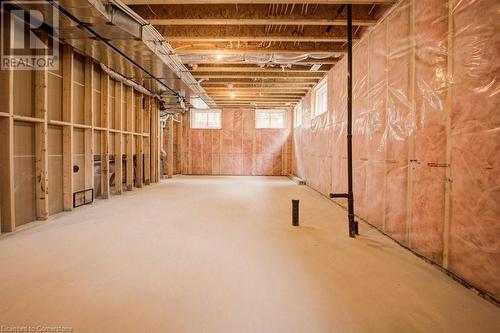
[0, 176, 499, 333]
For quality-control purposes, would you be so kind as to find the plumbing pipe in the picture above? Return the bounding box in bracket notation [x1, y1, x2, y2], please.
[330, 5, 358, 238]
[99, 64, 161, 100]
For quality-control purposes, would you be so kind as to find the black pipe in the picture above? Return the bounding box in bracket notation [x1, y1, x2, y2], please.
[329, 5, 358, 237]
[46, 0, 182, 100]
[346, 5, 357, 238]
[346, 5, 359, 237]
[292, 199, 299, 226]
[330, 193, 348, 198]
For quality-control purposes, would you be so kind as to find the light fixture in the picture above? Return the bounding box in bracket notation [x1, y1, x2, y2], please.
[216, 50, 223, 60]
[230, 91, 236, 99]
[310, 64, 322, 71]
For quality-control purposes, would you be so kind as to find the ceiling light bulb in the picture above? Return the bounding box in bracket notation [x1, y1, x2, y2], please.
[230, 92, 236, 99]
[216, 50, 223, 60]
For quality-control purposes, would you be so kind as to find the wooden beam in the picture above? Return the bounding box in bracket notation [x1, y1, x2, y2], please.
[35, 50, 49, 220]
[176, 46, 345, 55]
[0, 53, 15, 232]
[100, 72, 110, 199]
[191, 66, 329, 73]
[214, 97, 300, 101]
[135, 93, 144, 188]
[182, 60, 339, 65]
[209, 93, 305, 97]
[215, 100, 299, 104]
[62, 44, 74, 211]
[193, 73, 325, 79]
[126, 86, 134, 190]
[205, 88, 311, 92]
[126, 0, 393, 3]
[168, 36, 359, 43]
[84, 57, 94, 200]
[200, 78, 321, 83]
[202, 82, 315, 87]
[152, 19, 376, 26]
[114, 81, 123, 194]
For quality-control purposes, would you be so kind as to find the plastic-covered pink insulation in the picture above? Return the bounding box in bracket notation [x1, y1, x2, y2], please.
[181, 109, 292, 176]
[292, 0, 500, 301]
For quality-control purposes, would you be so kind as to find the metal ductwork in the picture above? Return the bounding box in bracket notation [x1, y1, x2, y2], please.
[11, 0, 214, 107]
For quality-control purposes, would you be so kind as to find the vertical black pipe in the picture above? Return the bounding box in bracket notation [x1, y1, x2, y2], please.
[292, 199, 299, 226]
[347, 5, 356, 238]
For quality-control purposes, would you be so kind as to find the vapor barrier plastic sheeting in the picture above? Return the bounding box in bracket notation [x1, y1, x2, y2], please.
[181, 110, 292, 176]
[292, 0, 500, 301]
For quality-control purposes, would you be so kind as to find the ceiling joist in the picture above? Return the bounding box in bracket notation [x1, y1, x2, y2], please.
[126, 1, 393, 108]
[150, 18, 376, 26]
[125, 1, 393, 4]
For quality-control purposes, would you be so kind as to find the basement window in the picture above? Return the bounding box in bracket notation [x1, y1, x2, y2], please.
[255, 109, 285, 129]
[190, 109, 221, 129]
[294, 103, 302, 128]
[313, 77, 328, 117]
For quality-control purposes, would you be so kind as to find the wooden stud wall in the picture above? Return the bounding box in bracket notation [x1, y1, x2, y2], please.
[114, 82, 123, 193]
[100, 72, 110, 199]
[0, 43, 161, 234]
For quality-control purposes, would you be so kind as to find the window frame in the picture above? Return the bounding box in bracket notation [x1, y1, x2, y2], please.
[313, 76, 328, 118]
[190, 109, 222, 129]
[255, 109, 285, 129]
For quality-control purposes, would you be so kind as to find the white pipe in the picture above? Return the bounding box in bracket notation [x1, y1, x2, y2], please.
[100, 63, 161, 100]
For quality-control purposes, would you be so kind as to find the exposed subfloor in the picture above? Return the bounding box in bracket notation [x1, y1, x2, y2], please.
[0, 176, 499, 333]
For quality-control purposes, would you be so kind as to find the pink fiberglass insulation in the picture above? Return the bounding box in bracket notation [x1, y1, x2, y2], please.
[180, 109, 292, 176]
[448, 0, 500, 301]
[292, 0, 500, 300]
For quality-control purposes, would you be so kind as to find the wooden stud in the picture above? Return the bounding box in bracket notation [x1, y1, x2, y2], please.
[34, 48, 49, 220]
[405, 0, 416, 246]
[62, 44, 74, 211]
[167, 117, 174, 178]
[100, 72, 110, 199]
[382, 20, 389, 232]
[0, 54, 15, 232]
[443, 0, 454, 269]
[150, 99, 155, 182]
[177, 115, 183, 175]
[135, 93, 144, 188]
[126, 86, 134, 190]
[144, 96, 151, 185]
[156, 104, 161, 182]
[84, 57, 94, 198]
[114, 81, 123, 194]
